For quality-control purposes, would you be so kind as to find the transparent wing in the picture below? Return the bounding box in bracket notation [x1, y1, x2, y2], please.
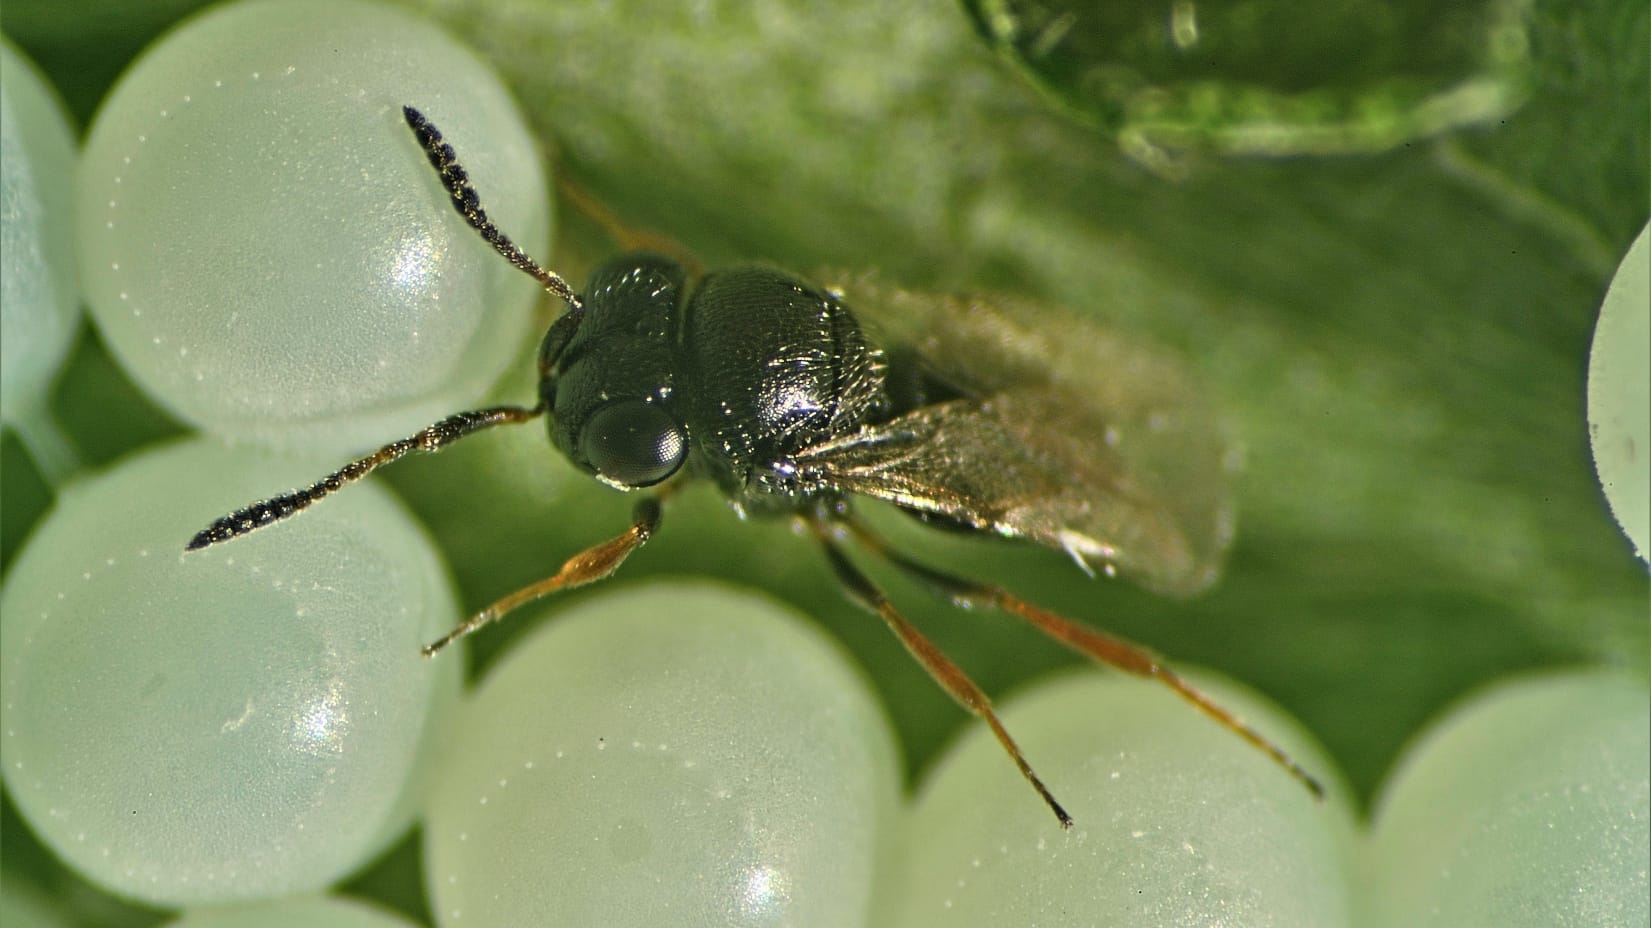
[802, 277, 1235, 597]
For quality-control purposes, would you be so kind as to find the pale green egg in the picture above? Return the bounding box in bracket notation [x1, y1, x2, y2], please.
[75, 0, 548, 454]
[422, 582, 902, 928]
[1, 39, 81, 480]
[882, 670, 1355, 927]
[1587, 223, 1650, 563]
[0, 436, 460, 907]
[1364, 669, 1650, 928]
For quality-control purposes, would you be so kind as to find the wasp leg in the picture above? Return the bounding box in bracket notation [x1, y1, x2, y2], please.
[556, 177, 705, 279]
[809, 516, 1073, 829]
[187, 404, 545, 551]
[840, 517, 1326, 801]
[421, 495, 664, 657]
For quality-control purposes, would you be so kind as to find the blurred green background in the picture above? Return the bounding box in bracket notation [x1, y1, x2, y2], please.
[3, 0, 1646, 923]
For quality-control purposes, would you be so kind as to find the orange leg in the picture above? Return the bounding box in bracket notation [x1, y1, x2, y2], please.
[421, 496, 664, 657]
[841, 516, 1326, 801]
[556, 176, 704, 279]
[810, 517, 1074, 828]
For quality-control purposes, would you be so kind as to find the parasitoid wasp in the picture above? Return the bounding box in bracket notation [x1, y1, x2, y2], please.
[187, 105, 1323, 827]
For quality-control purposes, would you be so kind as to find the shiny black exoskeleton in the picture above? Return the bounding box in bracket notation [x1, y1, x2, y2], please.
[542, 255, 887, 511]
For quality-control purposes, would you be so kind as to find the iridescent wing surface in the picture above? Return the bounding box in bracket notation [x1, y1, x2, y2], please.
[796, 276, 1235, 597]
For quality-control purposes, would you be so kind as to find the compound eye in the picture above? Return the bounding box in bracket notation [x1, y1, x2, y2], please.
[580, 400, 688, 487]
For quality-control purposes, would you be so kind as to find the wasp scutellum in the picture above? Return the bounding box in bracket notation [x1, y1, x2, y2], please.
[189, 105, 1323, 827]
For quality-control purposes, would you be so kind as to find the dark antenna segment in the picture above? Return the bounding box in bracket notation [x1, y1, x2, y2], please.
[402, 105, 581, 312]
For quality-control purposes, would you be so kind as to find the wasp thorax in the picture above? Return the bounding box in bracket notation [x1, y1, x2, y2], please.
[677, 267, 887, 500]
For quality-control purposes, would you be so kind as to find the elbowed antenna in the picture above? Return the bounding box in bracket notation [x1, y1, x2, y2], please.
[401, 105, 581, 312]
[186, 405, 545, 551]
[187, 108, 584, 553]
